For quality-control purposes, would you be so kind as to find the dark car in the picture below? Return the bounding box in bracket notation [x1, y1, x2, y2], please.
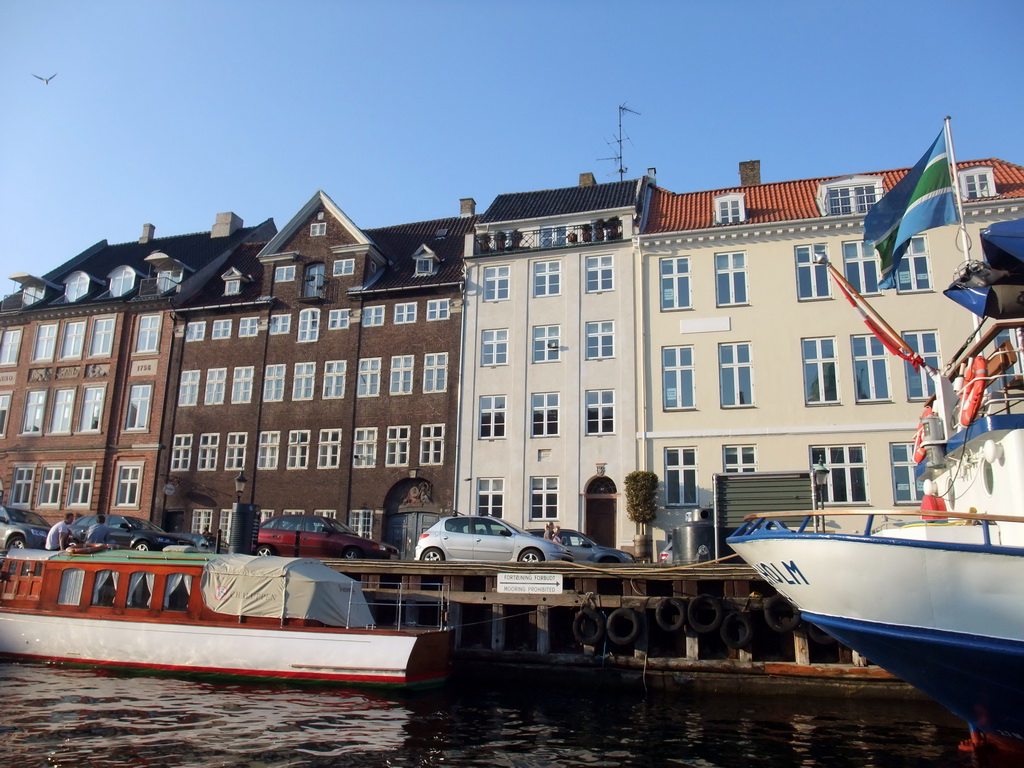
[70, 514, 193, 551]
[527, 528, 635, 564]
[0, 506, 50, 550]
[256, 515, 398, 560]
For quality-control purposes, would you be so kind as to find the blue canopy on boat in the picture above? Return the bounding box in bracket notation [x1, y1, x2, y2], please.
[944, 218, 1024, 318]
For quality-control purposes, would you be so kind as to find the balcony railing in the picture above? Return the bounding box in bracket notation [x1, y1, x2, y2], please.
[474, 220, 623, 256]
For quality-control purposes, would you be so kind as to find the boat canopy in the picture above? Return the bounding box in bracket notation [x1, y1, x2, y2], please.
[200, 554, 375, 628]
[944, 217, 1024, 319]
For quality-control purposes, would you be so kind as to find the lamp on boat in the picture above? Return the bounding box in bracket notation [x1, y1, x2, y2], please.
[812, 461, 829, 509]
[234, 471, 248, 504]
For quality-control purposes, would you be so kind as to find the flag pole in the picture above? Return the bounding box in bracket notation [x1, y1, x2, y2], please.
[943, 116, 972, 262]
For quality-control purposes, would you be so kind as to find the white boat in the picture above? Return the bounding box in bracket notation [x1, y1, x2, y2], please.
[728, 218, 1024, 759]
[0, 548, 452, 688]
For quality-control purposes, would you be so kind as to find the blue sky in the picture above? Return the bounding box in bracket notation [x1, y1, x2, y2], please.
[2, 1, 1022, 292]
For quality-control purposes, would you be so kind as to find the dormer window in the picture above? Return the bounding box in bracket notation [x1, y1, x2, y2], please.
[23, 284, 45, 306]
[220, 267, 247, 297]
[959, 166, 995, 199]
[144, 251, 186, 295]
[715, 193, 746, 224]
[108, 265, 137, 297]
[156, 266, 183, 293]
[818, 176, 882, 216]
[64, 271, 91, 302]
[413, 246, 439, 277]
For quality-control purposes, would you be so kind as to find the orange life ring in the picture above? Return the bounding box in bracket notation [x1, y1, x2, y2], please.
[959, 355, 987, 427]
[912, 406, 933, 463]
[67, 543, 107, 555]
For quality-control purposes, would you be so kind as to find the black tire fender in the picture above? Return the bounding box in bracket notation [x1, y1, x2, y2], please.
[654, 597, 687, 632]
[720, 611, 754, 649]
[606, 607, 643, 646]
[763, 594, 801, 633]
[806, 622, 836, 645]
[572, 607, 605, 646]
[687, 594, 724, 634]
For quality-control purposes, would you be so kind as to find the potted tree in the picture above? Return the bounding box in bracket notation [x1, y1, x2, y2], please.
[478, 233, 491, 253]
[581, 223, 593, 242]
[495, 230, 507, 250]
[606, 216, 621, 239]
[593, 219, 606, 241]
[510, 229, 523, 249]
[624, 470, 658, 562]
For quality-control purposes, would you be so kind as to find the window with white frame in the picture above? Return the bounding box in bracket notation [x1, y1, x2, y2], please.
[477, 478, 504, 517]
[851, 335, 891, 402]
[33, 324, 57, 361]
[287, 430, 310, 469]
[533, 261, 561, 297]
[333, 259, 354, 276]
[531, 392, 559, 437]
[795, 244, 830, 300]
[665, 448, 698, 505]
[540, 226, 566, 248]
[585, 320, 615, 360]
[22, 391, 46, 434]
[59, 321, 86, 359]
[238, 317, 259, 338]
[269, 314, 291, 335]
[715, 193, 746, 224]
[0, 393, 10, 436]
[211, 319, 232, 340]
[192, 509, 214, 535]
[386, 426, 410, 466]
[390, 356, 414, 395]
[842, 241, 880, 295]
[224, 278, 241, 296]
[323, 360, 346, 399]
[529, 477, 558, 520]
[317, 429, 343, 469]
[185, 321, 206, 342]
[802, 337, 839, 404]
[959, 167, 994, 200]
[481, 328, 508, 366]
[660, 257, 691, 310]
[423, 353, 447, 393]
[415, 255, 436, 276]
[715, 252, 747, 306]
[810, 445, 867, 503]
[895, 235, 932, 293]
[310, 221, 326, 237]
[204, 369, 227, 405]
[891, 443, 924, 504]
[297, 308, 320, 342]
[114, 464, 142, 507]
[348, 509, 373, 538]
[49, 389, 75, 433]
[109, 265, 136, 296]
[426, 299, 450, 321]
[394, 303, 417, 324]
[124, 384, 152, 430]
[197, 433, 219, 471]
[723, 445, 757, 473]
[10, 466, 35, 506]
[67, 466, 94, 507]
[357, 358, 381, 397]
[903, 330, 940, 400]
[353, 428, 378, 467]
[179, 370, 199, 406]
[79, 386, 105, 432]
[420, 424, 444, 465]
[263, 364, 286, 402]
[0, 328, 22, 365]
[719, 343, 754, 407]
[274, 264, 295, 282]
[825, 183, 878, 215]
[479, 395, 506, 439]
[38, 466, 64, 506]
[171, 434, 193, 472]
[585, 255, 614, 293]
[64, 272, 90, 302]
[231, 366, 254, 404]
[362, 306, 385, 327]
[585, 389, 615, 435]
[225, 432, 247, 471]
[532, 325, 560, 363]
[135, 315, 160, 354]
[292, 362, 316, 401]
[662, 346, 695, 410]
[483, 266, 510, 302]
[328, 309, 350, 330]
[258, 431, 280, 470]
[89, 317, 115, 357]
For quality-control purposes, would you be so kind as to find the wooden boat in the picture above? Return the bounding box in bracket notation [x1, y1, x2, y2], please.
[0, 548, 452, 688]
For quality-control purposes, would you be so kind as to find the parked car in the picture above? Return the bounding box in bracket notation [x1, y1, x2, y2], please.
[526, 528, 635, 564]
[69, 515, 194, 551]
[417, 516, 573, 563]
[256, 515, 398, 560]
[0, 506, 50, 550]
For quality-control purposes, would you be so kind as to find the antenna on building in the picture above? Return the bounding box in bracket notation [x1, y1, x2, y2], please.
[598, 103, 641, 181]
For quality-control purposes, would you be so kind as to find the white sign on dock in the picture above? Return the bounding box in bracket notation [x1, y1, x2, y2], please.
[496, 573, 563, 594]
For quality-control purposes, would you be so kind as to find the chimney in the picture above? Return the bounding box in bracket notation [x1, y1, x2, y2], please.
[460, 198, 476, 217]
[579, 172, 596, 187]
[647, 167, 657, 185]
[140, 223, 155, 244]
[212, 212, 243, 238]
[739, 160, 761, 187]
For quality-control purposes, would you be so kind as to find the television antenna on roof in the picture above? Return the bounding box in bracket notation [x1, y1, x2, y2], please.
[598, 103, 641, 181]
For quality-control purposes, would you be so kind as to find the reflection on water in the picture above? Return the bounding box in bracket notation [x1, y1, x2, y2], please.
[1, 663, 974, 767]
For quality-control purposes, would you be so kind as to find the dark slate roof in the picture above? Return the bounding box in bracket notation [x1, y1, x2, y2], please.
[480, 179, 643, 224]
[360, 214, 477, 292]
[178, 241, 268, 307]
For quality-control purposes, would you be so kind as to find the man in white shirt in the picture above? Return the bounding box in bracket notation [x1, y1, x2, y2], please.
[45, 513, 75, 550]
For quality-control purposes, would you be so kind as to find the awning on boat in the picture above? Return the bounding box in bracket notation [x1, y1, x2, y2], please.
[200, 554, 375, 628]
[944, 218, 1024, 318]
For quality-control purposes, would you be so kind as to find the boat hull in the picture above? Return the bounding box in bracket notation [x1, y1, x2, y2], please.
[728, 531, 1024, 740]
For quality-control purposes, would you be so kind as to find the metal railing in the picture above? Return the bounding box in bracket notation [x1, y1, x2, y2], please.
[474, 221, 624, 255]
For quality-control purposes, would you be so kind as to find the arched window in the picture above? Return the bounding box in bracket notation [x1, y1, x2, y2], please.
[64, 271, 91, 302]
[109, 266, 136, 297]
[303, 263, 325, 298]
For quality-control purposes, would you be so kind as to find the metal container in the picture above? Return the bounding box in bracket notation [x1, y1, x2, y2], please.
[672, 508, 714, 564]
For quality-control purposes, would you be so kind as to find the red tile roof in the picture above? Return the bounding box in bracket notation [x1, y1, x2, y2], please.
[645, 158, 1024, 234]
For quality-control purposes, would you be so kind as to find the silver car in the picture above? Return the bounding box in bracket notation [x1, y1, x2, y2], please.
[416, 516, 573, 563]
[0, 506, 49, 550]
[527, 528, 635, 564]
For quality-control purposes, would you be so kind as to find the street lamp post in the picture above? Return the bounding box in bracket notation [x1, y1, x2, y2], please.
[234, 471, 247, 504]
[812, 461, 829, 510]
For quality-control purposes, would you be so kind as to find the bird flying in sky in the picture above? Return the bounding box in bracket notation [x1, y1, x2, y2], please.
[33, 73, 58, 85]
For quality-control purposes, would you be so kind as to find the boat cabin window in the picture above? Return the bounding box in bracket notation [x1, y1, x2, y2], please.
[91, 570, 119, 607]
[58, 568, 85, 605]
[126, 571, 154, 609]
[163, 573, 192, 612]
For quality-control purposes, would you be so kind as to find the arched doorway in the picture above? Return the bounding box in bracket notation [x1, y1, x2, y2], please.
[584, 476, 617, 547]
[382, 478, 442, 559]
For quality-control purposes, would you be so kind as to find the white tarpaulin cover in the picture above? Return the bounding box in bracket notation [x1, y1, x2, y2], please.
[200, 554, 375, 628]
